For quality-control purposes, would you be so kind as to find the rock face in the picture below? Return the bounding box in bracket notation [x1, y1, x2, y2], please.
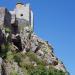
[0, 2, 69, 75]
[3, 62, 25, 75]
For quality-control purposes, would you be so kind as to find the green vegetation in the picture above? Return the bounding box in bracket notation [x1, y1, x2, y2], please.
[1, 44, 66, 75]
[0, 43, 11, 58]
[6, 50, 14, 62]
[14, 52, 34, 73]
[26, 51, 45, 66]
[13, 51, 66, 75]
[30, 66, 66, 75]
[5, 27, 11, 33]
[10, 71, 18, 75]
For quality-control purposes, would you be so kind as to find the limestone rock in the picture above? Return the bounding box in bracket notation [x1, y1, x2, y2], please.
[3, 62, 25, 75]
[20, 27, 31, 52]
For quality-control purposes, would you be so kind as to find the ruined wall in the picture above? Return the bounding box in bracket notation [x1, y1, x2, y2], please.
[0, 7, 11, 28]
[4, 9, 11, 28]
[0, 8, 11, 45]
[0, 29, 5, 45]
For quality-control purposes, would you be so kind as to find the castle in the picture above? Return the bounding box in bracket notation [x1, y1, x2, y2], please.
[0, 2, 33, 34]
[0, 2, 34, 50]
[0, 3, 68, 74]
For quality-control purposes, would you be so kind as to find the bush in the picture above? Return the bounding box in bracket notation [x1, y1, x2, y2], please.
[10, 71, 18, 75]
[5, 27, 11, 33]
[30, 65, 65, 75]
[6, 50, 14, 62]
[14, 53, 22, 64]
[26, 51, 45, 66]
[14, 52, 34, 71]
[0, 43, 11, 58]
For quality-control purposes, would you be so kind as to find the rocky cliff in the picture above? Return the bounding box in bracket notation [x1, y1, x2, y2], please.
[0, 26, 69, 75]
[0, 3, 69, 75]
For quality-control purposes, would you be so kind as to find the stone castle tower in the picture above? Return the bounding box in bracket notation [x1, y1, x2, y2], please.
[10, 3, 33, 32]
[0, 2, 34, 49]
[0, 2, 34, 35]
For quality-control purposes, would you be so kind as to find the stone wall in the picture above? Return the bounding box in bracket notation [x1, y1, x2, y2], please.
[4, 9, 11, 28]
[14, 3, 30, 22]
[17, 19, 30, 33]
[0, 7, 5, 29]
[0, 7, 11, 28]
[0, 29, 5, 45]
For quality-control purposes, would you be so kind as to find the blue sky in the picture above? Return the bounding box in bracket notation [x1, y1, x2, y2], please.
[0, 0, 75, 75]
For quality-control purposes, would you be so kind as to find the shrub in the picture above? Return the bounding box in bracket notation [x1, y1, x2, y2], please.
[0, 43, 11, 58]
[10, 71, 18, 75]
[14, 53, 22, 64]
[26, 51, 45, 66]
[6, 50, 14, 62]
[5, 27, 11, 33]
[14, 52, 34, 71]
[30, 65, 65, 75]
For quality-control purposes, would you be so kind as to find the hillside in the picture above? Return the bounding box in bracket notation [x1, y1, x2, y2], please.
[0, 3, 69, 75]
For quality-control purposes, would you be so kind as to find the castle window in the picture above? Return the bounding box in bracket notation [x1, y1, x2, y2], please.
[20, 14, 23, 16]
